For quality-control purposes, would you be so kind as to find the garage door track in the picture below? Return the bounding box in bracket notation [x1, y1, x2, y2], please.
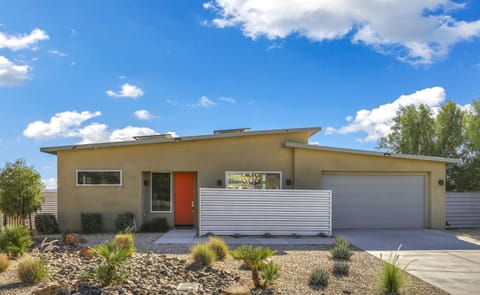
[337, 229, 480, 295]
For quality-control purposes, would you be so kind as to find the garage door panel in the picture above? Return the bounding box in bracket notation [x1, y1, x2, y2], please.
[322, 175, 425, 229]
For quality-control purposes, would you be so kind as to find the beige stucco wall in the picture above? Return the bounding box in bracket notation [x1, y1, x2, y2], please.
[293, 148, 447, 229]
[57, 132, 308, 231]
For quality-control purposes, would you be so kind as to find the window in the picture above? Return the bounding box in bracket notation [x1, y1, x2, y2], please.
[151, 173, 171, 212]
[226, 171, 281, 189]
[77, 170, 122, 186]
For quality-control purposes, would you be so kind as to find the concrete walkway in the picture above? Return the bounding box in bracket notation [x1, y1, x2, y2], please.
[337, 229, 480, 295]
[153, 228, 334, 245]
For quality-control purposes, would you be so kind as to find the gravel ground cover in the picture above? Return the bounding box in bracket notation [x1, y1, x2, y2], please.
[0, 234, 448, 294]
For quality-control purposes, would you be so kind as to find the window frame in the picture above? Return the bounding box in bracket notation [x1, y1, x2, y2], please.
[225, 171, 283, 189]
[76, 170, 123, 187]
[150, 172, 173, 213]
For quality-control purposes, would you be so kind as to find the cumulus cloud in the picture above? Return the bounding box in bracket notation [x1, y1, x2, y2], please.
[0, 28, 49, 50]
[42, 178, 57, 190]
[134, 109, 156, 120]
[204, 0, 480, 64]
[0, 56, 30, 86]
[106, 83, 144, 98]
[23, 111, 102, 139]
[325, 87, 447, 142]
[23, 110, 159, 144]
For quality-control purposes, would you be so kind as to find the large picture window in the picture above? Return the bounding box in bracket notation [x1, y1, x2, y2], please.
[77, 170, 122, 186]
[151, 172, 171, 212]
[226, 171, 281, 189]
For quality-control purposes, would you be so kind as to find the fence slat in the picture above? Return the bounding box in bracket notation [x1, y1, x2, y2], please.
[199, 188, 332, 236]
[446, 192, 480, 228]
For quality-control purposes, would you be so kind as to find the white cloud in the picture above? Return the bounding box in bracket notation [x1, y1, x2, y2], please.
[190, 96, 216, 107]
[23, 110, 160, 144]
[325, 87, 446, 142]
[23, 111, 102, 139]
[0, 28, 49, 50]
[109, 126, 156, 142]
[204, 0, 480, 65]
[42, 178, 57, 190]
[134, 109, 156, 120]
[0, 56, 30, 86]
[219, 97, 236, 103]
[166, 131, 179, 138]
[48, 49, 67, 57]
[106, 83, 144, 98]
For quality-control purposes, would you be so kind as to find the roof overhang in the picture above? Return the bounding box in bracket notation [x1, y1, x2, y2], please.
[41, 127, 321, 155]
[285, 141, 461, 164]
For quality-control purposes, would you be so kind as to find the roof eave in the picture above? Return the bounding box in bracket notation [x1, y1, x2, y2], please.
[40, 127, 322, 155]
[285, 142, 460, 164]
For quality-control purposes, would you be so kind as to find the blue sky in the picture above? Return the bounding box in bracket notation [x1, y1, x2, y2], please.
[1, 0, 479, 189]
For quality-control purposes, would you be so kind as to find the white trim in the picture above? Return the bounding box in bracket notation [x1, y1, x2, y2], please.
[285, 141, 460, 164]
[150, 172, 173, 213]
[76, 169, 122, 186]
[225, 171, 283, 189]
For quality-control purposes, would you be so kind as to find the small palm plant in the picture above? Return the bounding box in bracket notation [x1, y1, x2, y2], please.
[231, 245, 277, 288]
[93, 240, 134, 286]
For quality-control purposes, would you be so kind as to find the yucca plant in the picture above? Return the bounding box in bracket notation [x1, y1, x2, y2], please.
[330, 236, 352, 260]
[310, 267, 329, 286]
[379, 245, 413, 294]
[231, 245, 277, 288]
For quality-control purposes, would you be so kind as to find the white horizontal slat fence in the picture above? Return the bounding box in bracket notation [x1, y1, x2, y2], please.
[199, 188, 332, 236]
[446, 192, 480, 228]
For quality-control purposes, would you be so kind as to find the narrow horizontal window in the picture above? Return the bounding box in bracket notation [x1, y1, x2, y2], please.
[77, 170, 122, 186]
[226, 171, 282, 189]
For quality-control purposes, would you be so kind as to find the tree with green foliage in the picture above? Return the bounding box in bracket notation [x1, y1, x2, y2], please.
[434, 101, 464, 158]
[0, 159, 44, 228]
[378, 104, 435, 155]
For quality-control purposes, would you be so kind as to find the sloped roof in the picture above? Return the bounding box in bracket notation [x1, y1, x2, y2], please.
[284, 141, 460, 164]
[41, 127, 321, 155]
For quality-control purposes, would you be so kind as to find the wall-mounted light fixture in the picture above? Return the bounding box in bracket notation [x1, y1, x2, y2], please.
[286, 179, 292, 186]
[144, 180, 149, 186]
[217, 179, 223, 187]
[438, 179, 444, 186]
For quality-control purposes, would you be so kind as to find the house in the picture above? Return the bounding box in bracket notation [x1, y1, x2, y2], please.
[41, 127, 458, 233]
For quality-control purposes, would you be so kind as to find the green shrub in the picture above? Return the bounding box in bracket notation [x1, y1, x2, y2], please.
[115, 212, 135, 232]
[114, 233, 135, 254]
[191, 243, 216, 267]
[35, 213, 59, 234]
[379, 245, 412, 294]
[207, 236, 229, 260]
[17, 255, 49, 284]
[231, 245, 277, 288]
[140, 217, 169, 232]
[0, 253, 10, 272]
[334, 236, 350, 248]
[260, 260, 281, 288]
[81, 213, 102, 233]
[310, 267, 329, 286]
[0, 226, 33, 257]
[333, 260, 350, 276]
[94, 240, 133, 286]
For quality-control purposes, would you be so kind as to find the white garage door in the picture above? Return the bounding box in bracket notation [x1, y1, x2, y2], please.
[321, 174, 425, 229]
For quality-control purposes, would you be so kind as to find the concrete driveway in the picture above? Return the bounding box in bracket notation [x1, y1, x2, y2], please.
[336, 229, 480, 295]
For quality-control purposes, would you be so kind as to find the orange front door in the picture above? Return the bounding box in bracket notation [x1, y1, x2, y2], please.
[174, 172, 195, 226]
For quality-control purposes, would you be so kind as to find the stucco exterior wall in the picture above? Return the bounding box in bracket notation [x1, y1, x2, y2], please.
[57, 132, 307, 231]
[292, 148, 447, 229]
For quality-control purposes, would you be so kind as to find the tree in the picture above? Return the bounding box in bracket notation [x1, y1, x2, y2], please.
[0, 159, 44, 228]
[434, 101, 464, 158]
[378, 104, 435, 155]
